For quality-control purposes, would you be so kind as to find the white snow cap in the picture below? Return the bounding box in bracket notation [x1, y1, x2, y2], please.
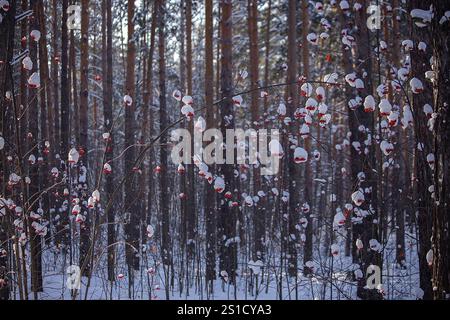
[181, 105, 194, 120]
[351, 190, 365, 206]
[92, 190, 100, 203]
[103, 162, 112, 174]
[319, 114, 331, 126]
[269, 139, 283, 157]
[194, 116, 206, 132]
[426, 153, 435, 166]
[172, 89, 182, 101]
[418, 42, 427, 52]
[306, 33, 318, 45]
[426, 249, 433, 266]
[345, 72, 357, 86]
[319, 32, 329, 40]
[232, 95, 243, 106]
[377, 83, 389, 96]
[0, 1, 10, 12]
[277, 102, 287, 116]
[305, 98, 318, 113]
[340, 0, 349, 11]
[423, 104, 433, 116]
[22, 56, 33, 70]
[147, 225, 155, 238]
[123, 95, 133, 106]
[410, 8, 432, 26]
[182, 95, 193, 105]
[369, 239, 381, 252]
[409, 77, 424, 94]
[301, 83, 313, 97]
[363, 95, 375, 112]
[313, 150, 321, 160]
[333, 210, 346, 227]
[300, 123, 310, 138]
[402, 39, 413, 51]
[388, 111, 399, 127]
[244, 196, 254, 207]
[356, 239, 364, 250]
[30, 29, 41, 42]
[355, 78, 364, 90]
[380, 140, 394, 156]
[323, 72, 338, 84]
[68, 148, 80, 164]
[28, 72, 40, 88]
[315, 2, 324, 13]
[214, 177, 225, 193]
[102, 132, 110, 141]
[293, 147, 308, 164]
[72, 205, 81, 215]
[316, 86, 325, 101]
[378, 99, 392, 116]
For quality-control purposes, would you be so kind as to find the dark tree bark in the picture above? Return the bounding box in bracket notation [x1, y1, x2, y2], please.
[218, 0, 237, 284]
[263, 0, 271, 113]
[185, 0, 196, 263]
[59, 0, 70, 247]
[0, 0, 16, 301]
[351, 0, 382, 300]
[28, 0, 43, 294]
[430, 0, 450, 300]
[51, 0, 60, 156]
[204, 0, 216, 287]
[157, 0, 172, 300]
[101, 0, 116, 282]
[79, 0, 91, 277]
[388, 0, 406, 269]
[124, 0, 140, 278]
[248, 0, 264, 264]
[410, 0, 433, 300]
[300, 0, 311, 278]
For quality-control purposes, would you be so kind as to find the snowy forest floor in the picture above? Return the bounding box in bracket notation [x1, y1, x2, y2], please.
[11, 229, 423, 300]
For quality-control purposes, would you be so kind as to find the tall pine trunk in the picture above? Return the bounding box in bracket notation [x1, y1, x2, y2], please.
[219, 0, 237, 284]
[204, 0, 216, 289]
[430, 0, 450, 300]
[124, 0, 139, 282]
[79, 0, 91, 277]
[157, 0, 172, 300]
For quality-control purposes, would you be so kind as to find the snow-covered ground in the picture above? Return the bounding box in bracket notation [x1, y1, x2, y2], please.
[14, 230, 422, 300]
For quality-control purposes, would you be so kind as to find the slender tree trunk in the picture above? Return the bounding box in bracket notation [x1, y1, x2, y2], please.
[185, 0, 196, 264]
[60, 0, 70, 247]
[430, 0, 450, 300]
[300, 0, 312, 277]
[263, 0, 271, 112]
[204, 0, 216, 288]
[0, 0, 16, 301]
[157, 0, 172, 300]
[248, 0, 263, 263]
[146, 0, 157, 243]
[351, 0, 381, 300]
[70, 30, 79, 144]
[409, 0, 433, 300]
[219, 0, 237, 284]
[51, 0, 60, 157]
[101, 0, 116, 282]
[124, 0, 139, 284]
[79, 0, 91, 277]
